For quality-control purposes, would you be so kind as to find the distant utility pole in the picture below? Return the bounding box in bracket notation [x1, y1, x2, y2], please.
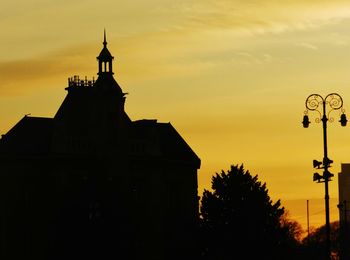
[307, 200, 310, 239]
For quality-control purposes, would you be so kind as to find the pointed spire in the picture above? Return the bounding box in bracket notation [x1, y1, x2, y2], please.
[103, 29, 107, 47]
[97, 29, 114, 75]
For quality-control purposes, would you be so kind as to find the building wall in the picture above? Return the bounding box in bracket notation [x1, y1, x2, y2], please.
[338, 163, 350, 223]
[0, 154, 199, 260]
[338, 163, 350, 260]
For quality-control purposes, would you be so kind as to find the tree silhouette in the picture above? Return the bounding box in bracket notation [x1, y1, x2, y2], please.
[300, 221, 340, 260]
[199, 164, 299, 260]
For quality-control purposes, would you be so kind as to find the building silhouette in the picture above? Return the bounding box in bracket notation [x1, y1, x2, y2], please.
[0, 32, 201, 260]
[338, 163, 350, 260]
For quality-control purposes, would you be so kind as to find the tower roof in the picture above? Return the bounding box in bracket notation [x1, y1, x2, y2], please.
[97, 30, 114, 61]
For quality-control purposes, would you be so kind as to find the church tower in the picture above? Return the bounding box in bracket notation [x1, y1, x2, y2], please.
[53, 31, 131, 154]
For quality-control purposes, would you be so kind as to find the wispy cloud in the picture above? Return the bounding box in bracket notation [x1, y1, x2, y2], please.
[296, 42, 319, 50]
[155, 0, 350, 37]
[330, 32, 349, 46]
[0, 44, 96, 95]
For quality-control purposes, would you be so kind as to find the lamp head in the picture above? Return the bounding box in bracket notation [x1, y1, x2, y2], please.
[323, 157, 333, 167]
[313, 172, 323, 182]
[302, 115, 310, 128]
[324, 170, 334, 180]
[313, 159, 322, 169]
[340, 113, 348, 127]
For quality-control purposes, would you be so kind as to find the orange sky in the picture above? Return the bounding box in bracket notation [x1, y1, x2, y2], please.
[2, 0, 350, 231]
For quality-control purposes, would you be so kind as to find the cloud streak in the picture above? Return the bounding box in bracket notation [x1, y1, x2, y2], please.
[296, 42, 319, 50]
[157, 0, 350, 37]
[0, 44, 96, 95]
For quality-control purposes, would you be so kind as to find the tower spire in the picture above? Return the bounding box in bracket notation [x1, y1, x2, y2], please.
[97, 29, 114, 75]
[103, 29, 107, 47]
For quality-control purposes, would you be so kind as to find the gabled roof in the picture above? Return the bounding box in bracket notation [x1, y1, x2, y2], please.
[0, 116, 200, 168]
[131, 120, 201, 168]
[0, 116, 53, 154]
[157, 122, 200, 167]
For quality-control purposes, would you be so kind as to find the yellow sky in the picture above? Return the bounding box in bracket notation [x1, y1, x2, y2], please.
[2, 0, 350, 230]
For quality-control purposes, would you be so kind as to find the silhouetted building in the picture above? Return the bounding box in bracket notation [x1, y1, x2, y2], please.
[338, 163, 350, 260]
[0, 32, 200, 260]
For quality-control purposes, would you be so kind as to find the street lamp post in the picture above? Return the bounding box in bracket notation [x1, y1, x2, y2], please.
[303, 93, 347, 260]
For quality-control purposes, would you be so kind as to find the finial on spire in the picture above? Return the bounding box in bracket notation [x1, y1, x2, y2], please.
[103, 29, 107, 47]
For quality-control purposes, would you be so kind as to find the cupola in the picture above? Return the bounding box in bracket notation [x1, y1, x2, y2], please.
[97, 30, 114, 75]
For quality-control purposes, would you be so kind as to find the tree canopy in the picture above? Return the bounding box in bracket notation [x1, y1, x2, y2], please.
[199, 164, 299, 260]
[300, 221, 340, 260]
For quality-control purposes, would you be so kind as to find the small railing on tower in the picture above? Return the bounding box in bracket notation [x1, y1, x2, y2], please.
[68, 75, 95, 88]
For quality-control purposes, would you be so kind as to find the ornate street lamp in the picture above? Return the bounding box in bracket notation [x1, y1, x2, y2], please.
[303, 93, 347, 260]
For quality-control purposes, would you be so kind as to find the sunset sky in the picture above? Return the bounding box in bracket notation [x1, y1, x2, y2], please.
[2, 0, 350, 230]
